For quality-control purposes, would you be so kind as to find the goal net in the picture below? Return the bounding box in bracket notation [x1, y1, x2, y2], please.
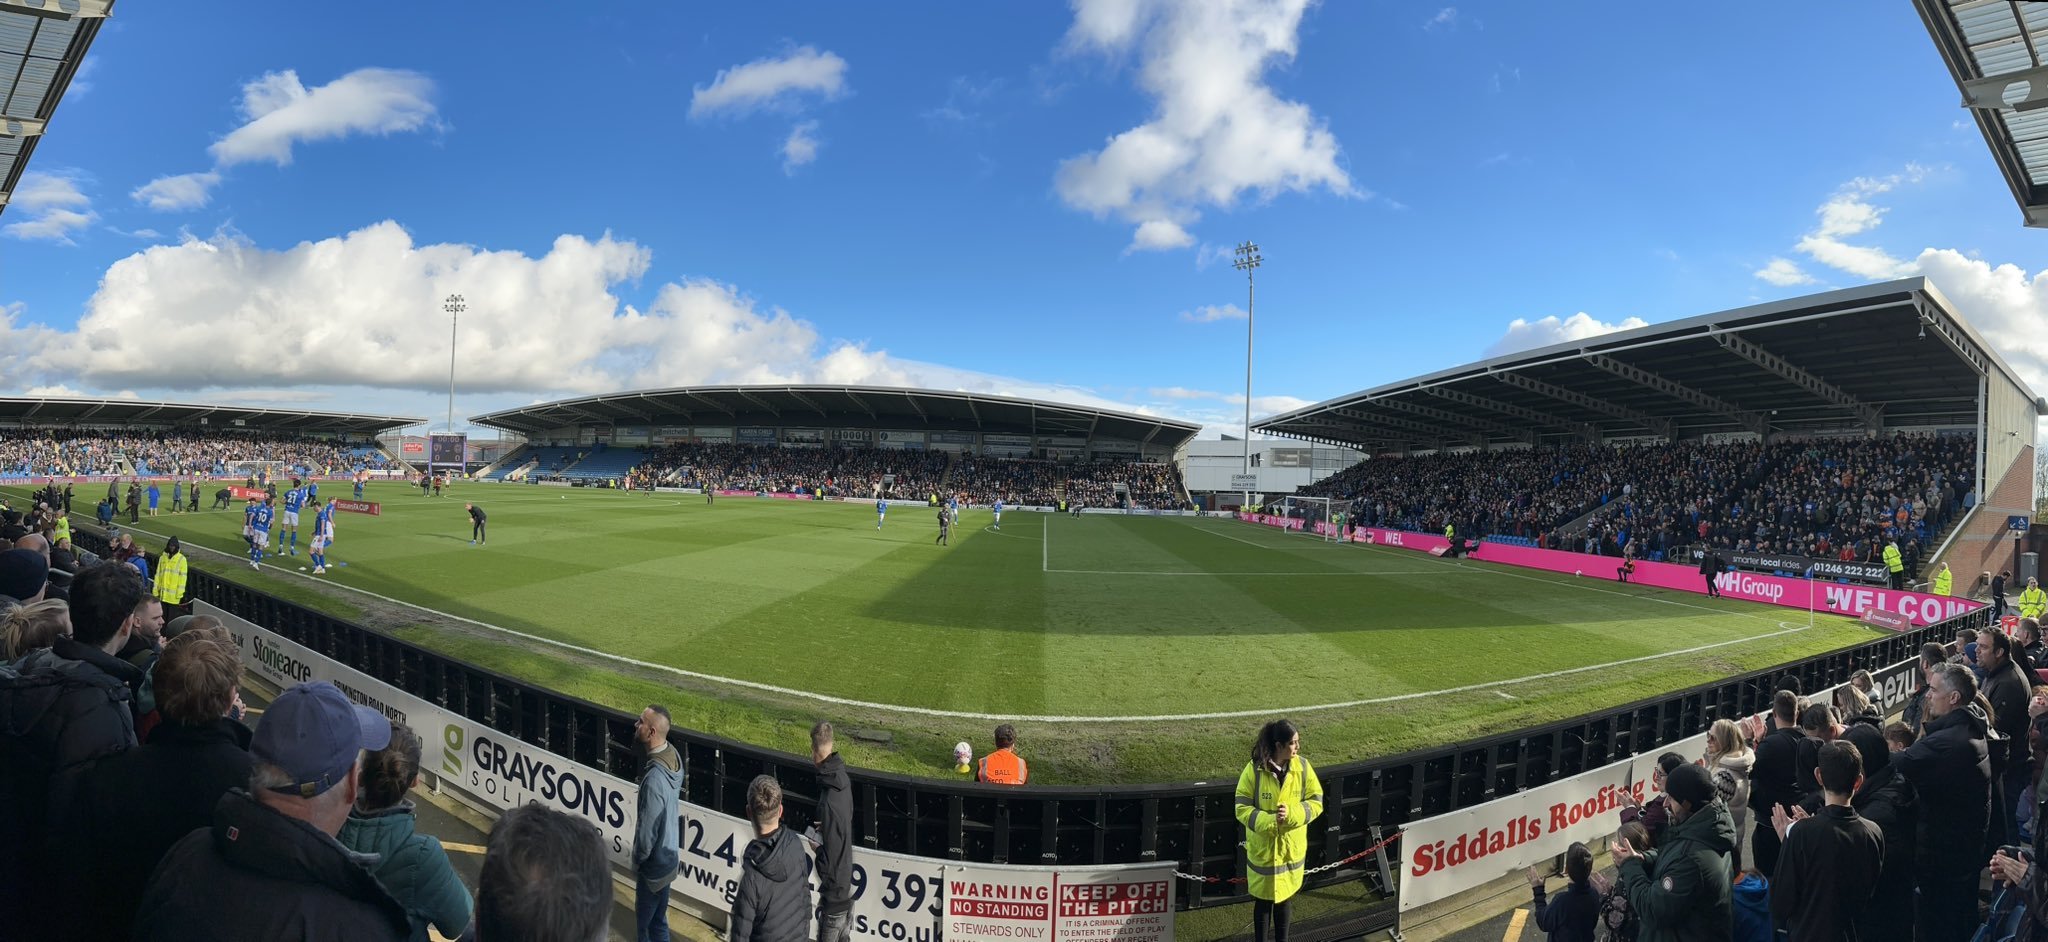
[1273, 495, 1345, 543]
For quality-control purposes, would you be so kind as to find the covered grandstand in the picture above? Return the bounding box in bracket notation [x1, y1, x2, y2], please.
[1916, 0, 2048, 228]
[1256, 277, 2044, 582]
[0, 396, 422, 436]
[1, 0, 109, 218]
[469, 384, 1203, 482]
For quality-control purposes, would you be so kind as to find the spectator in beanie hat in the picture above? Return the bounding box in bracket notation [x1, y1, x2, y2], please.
[0, 545, 49, 615]
[134, 681, 409, 941]
[1612, 762, 1735, 942]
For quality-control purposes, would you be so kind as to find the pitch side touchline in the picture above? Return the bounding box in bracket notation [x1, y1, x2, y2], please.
[102, 515, 1823, 723]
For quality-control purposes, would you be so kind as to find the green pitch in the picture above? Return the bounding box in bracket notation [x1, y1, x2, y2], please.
[42, 483, 1879, 784]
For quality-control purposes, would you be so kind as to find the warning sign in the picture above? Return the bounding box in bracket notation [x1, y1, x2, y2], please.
[942, 864, 1173, 942]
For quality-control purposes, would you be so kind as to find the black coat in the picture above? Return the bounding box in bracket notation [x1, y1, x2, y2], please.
[1851, 764, 1918, 942]
[1749, 726, 1804, 821]
[0, 637, 138, 937]
[135, 789, 410, 942]
[815, 752, 855, 913]
[1890, 705, 1990, 875]
[730, 827, 811, 942]
[1769, 804, 1883, 942]
[1984, 659, 2032, 768]
[1531, 880, 1599, 942]
[66, 717, 253, 940]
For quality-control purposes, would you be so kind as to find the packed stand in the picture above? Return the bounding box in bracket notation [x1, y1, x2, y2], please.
[0, 428, 389, 478]
[1571, 433, 1971, 576]
[633, 442, 950, 499]
[1303, 433, 1975, 576]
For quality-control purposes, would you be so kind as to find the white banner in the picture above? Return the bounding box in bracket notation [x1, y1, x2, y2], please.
[943, 862, 1173, 942]
[206, 601, 990, 942]
[1397, 654, 1922, 912]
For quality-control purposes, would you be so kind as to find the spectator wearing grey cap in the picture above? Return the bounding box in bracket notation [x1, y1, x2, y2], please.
[134, 681, 409, 941]
[1611, 762, 1736, 941]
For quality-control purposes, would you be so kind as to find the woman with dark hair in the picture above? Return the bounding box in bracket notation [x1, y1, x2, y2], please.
[338, 724, 473, 942]
[1234, 720, 1323, 942]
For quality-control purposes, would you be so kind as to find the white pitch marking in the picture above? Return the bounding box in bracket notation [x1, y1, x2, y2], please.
[101, 503, 1832, 725]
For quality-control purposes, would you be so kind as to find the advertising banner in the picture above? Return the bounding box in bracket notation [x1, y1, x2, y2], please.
[204, 602, 952, 941]
[929, 431, 977, 445]
[739, 427, 778, 445]
[402, 441, 425, 454]
[785, 428, 825, 444]
[944, 862, 1174, 942]
[1239, 517, 1984, 628]
[228, 486, 267, 501]
[329, 499, 382, 516]
[613, 426, 650, 446]
[657, 426, 694, 443]
[1683, 547, 1889, 585]
[1398, 654, 1921, 912]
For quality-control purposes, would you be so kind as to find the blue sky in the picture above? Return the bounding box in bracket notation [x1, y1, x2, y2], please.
[4, 1, 2045, 437]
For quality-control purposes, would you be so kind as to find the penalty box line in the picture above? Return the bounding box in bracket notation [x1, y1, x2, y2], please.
[104, 517, 1818, 725]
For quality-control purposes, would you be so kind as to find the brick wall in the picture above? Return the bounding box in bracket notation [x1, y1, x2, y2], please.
[1938, 443, 2036, 589]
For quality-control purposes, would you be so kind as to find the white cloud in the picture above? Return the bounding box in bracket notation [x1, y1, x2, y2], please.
[689, 46, 848, 118]
[2, 170, 97, 244]
[131, 172, 222, 211]
[209, 68, 439, 167]
[1785, 166, 1931, 281]
[1485, 312, 1649, 357]
[1914, 249, 2048, 430]
[1056, 0, 1355, 251]
[781, 121, 820, 174]
[1179, 303, 1246, 323]
[1130, 219, 1195, 252]
[1424, 7, 1470, 31]
[1754, 257, 1817, 286]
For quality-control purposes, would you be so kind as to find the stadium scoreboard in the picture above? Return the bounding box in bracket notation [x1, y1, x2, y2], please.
[429, 433, 468, 473]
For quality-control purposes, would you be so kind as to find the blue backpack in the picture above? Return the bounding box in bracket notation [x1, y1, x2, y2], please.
[1731, 872, 1772, 942]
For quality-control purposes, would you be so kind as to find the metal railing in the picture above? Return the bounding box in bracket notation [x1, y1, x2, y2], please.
[87, 527, 1987, 938]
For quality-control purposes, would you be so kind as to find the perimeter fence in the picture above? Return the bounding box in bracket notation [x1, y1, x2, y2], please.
[76, 527, 1989, 940]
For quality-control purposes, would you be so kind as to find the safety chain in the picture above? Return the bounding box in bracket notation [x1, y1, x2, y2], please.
[1170, 829, 1402, 884]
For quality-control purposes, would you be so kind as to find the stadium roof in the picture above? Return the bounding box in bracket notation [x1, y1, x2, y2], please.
[471, 385, 1203, 447]
[1917, 0, 2048, 227]
[1257, 278, 2046, 451]
[0, 0, 112, 220]
[0, 397, 423, 435]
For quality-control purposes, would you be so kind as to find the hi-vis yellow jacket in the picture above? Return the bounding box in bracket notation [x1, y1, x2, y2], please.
[2022, 586, 2048, 620]
[1933, 568, 1953, 597]
[1235, 756, 1324, 903]
[1882, 544, 1904, 574]
[154, 551, 187, 606]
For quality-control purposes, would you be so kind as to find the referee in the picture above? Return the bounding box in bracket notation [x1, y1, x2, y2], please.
[466, 503, 487, 546]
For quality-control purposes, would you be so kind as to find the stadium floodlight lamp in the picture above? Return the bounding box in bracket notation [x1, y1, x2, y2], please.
[444, 294, 466, 434]
[1231, 242, 1262, 510]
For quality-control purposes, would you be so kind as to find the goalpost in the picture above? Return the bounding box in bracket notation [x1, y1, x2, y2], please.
[1274, 495, 1345, 543]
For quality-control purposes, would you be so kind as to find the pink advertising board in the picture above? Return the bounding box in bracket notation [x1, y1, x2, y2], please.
[1237, 513, 1982, 627]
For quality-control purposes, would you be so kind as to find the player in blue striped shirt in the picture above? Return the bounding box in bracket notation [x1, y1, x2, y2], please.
[244, 496, 275, 570]
[281, 482, 307, 556]
[310, 498, 336, 575]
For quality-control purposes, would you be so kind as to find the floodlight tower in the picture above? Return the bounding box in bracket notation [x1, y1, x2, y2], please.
[1233, 241, 1262, 510]
[444, 293, 465, 434]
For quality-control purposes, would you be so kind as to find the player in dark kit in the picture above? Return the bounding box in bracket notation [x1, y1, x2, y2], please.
[935, 505, 950, 546]
[466, 503, 487, 546]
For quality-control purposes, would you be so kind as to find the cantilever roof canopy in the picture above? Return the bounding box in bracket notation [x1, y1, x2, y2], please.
[472, 385, 1203, 448]
[1917, 0, 2048, 227]
[1257, 278, 2044, 452]
[0, 397, 423, 436]
[1, 0, 112, 219]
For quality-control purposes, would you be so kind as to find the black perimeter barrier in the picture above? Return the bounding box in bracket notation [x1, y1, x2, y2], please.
[82, 528, 1989, 940]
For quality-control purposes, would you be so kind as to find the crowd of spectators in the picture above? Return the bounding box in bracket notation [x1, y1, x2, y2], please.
[1302, 433, 1975, 578]
[0, 429, 390, 478]
[1535, 626, 2048, 942]
[628, 443, 1190, 509]
[1570, 434, 1972, 576]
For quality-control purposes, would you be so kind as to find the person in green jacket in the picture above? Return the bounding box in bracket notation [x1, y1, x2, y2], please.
[1932, 561, 1953, 597]
[1234, 720, 1323, 942]
[1882, 541, 1905, 591]
[339, 725, 474, 942]
[1611, 763, 1735, 942]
